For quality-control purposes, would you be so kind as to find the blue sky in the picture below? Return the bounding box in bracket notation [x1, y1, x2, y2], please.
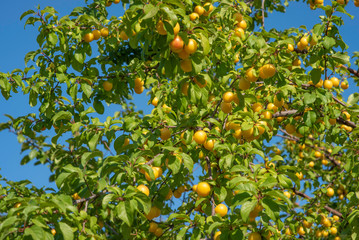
[0, 1, 358, 192]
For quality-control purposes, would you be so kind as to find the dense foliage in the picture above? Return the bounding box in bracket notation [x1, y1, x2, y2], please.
[1, 0, 359, 239]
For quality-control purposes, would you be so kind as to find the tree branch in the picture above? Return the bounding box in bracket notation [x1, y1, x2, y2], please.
[293, 189, 343, 218]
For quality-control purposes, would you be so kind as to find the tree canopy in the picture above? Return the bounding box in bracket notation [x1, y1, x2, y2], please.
[1, 0, 359, 239]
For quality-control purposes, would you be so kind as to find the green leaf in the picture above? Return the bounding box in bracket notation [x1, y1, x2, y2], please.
[262, 197, 280, 220]
[177, 226, 189, 240]
[278, 174, 292, 189]
[81, 151, 103, 166]
[74, 51, 85, 64]
[0, 216, 17, 232]
[88, 133, 101, 151]
[116, 201, 133, 226]
[258, 176, 277, 189]
[48, 32, 58, 46]
[81, 83, 93, 98]
[93, 99, 104, 114]
[309, 69, 321, 85]
[180, 152, 193, 172]
[199, 32, 210, 55]
[303, 92, 316, 105]
[348, 93, 359, 106]
[24, 225, 45, 239]
[20, 9, 35, 20]
[332, 52, 350, 65]
[303, 111, 316, 127]
[142, 4, 159, 20]
[59, 222, 74, 240]
[240, 199, 257, 222]
[52, 111, 72, 122]
[266, 190, 292, 206]
[322, 36, 336, 49]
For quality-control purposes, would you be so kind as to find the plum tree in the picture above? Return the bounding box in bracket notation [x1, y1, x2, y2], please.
[0, 0, 359, 239]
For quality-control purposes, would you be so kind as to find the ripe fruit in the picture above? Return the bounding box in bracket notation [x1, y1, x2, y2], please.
[154, 227, 163, 237]
[248, 232, 262, 240]
[203, 2, 214, 16]
[190, 12, 199, 21]
[146, 206, 161, 220]
[285, 124, 296, 134]
[184, 39, 198, 54]
[314, 151, 322, 158]
[333, 215, 340, 221]
[204, 139, 215, 151]
[194, 5, 205, 16]
[267, 103, 278, 112]
[214, 231, 221, 240]
[284, 191, 291, 199]
[238, 78, 251, 90]
[259, 64, 276, 79]
[72, 193, 81, 200]
[273, 95, 284, 108]
[330, 226, 338, 235]
[160, 128, 171, 141]
[235, 27, 245, 38]
[215, 203, 228, 217]
[137, 184, 150, 196]
[237, 20, 247, 29]
[194, 77, 207, 88]
[197, 182, 211, 197]
[151, 97, 159, 107]
[180, 59, 192, 72]
[100, 28, 109, 37]
[149, 222, 158, 233]
[173, 22, 180, 35]
[173, 189, 182, 198]
[292, 59, 301, 66]
[329, 118, 337, 125]
[134, 85, 144, 94]
[220, 102, 232, 113]
[288, 43, 294, 52]
[103, 81, 113, 91]
[261, 111, 272, 120]
[92, 30, 101, 40]
[223, 91, 234, 103]
[324, 79, 333, 89]
[234, 12, 243, 22]
[252, 103, 263, 112]
[178, 49, 190, 60]
[182, 82, 189, 95]
[134, 77, 144, 87]
[193, 130, 207, 144]
[303, 220, 312, 228]
[308, 161, 315, 167]
[156, 20, 167, 35]
[300, 36, 308, 47]
[170, 35, 184, 53]
[165, 189, 173, 200]
[297, 226, 305, 236]
[84, 32, 94, 43]
[326, 187, 334, 197]
[341, 81, 349, 89]
[330, 77, 340, 87]
[322, 217, 332, 227]
[156, 21, 180, 35]
[246, 67, 258, 82]
[296, 172, 303, 180]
